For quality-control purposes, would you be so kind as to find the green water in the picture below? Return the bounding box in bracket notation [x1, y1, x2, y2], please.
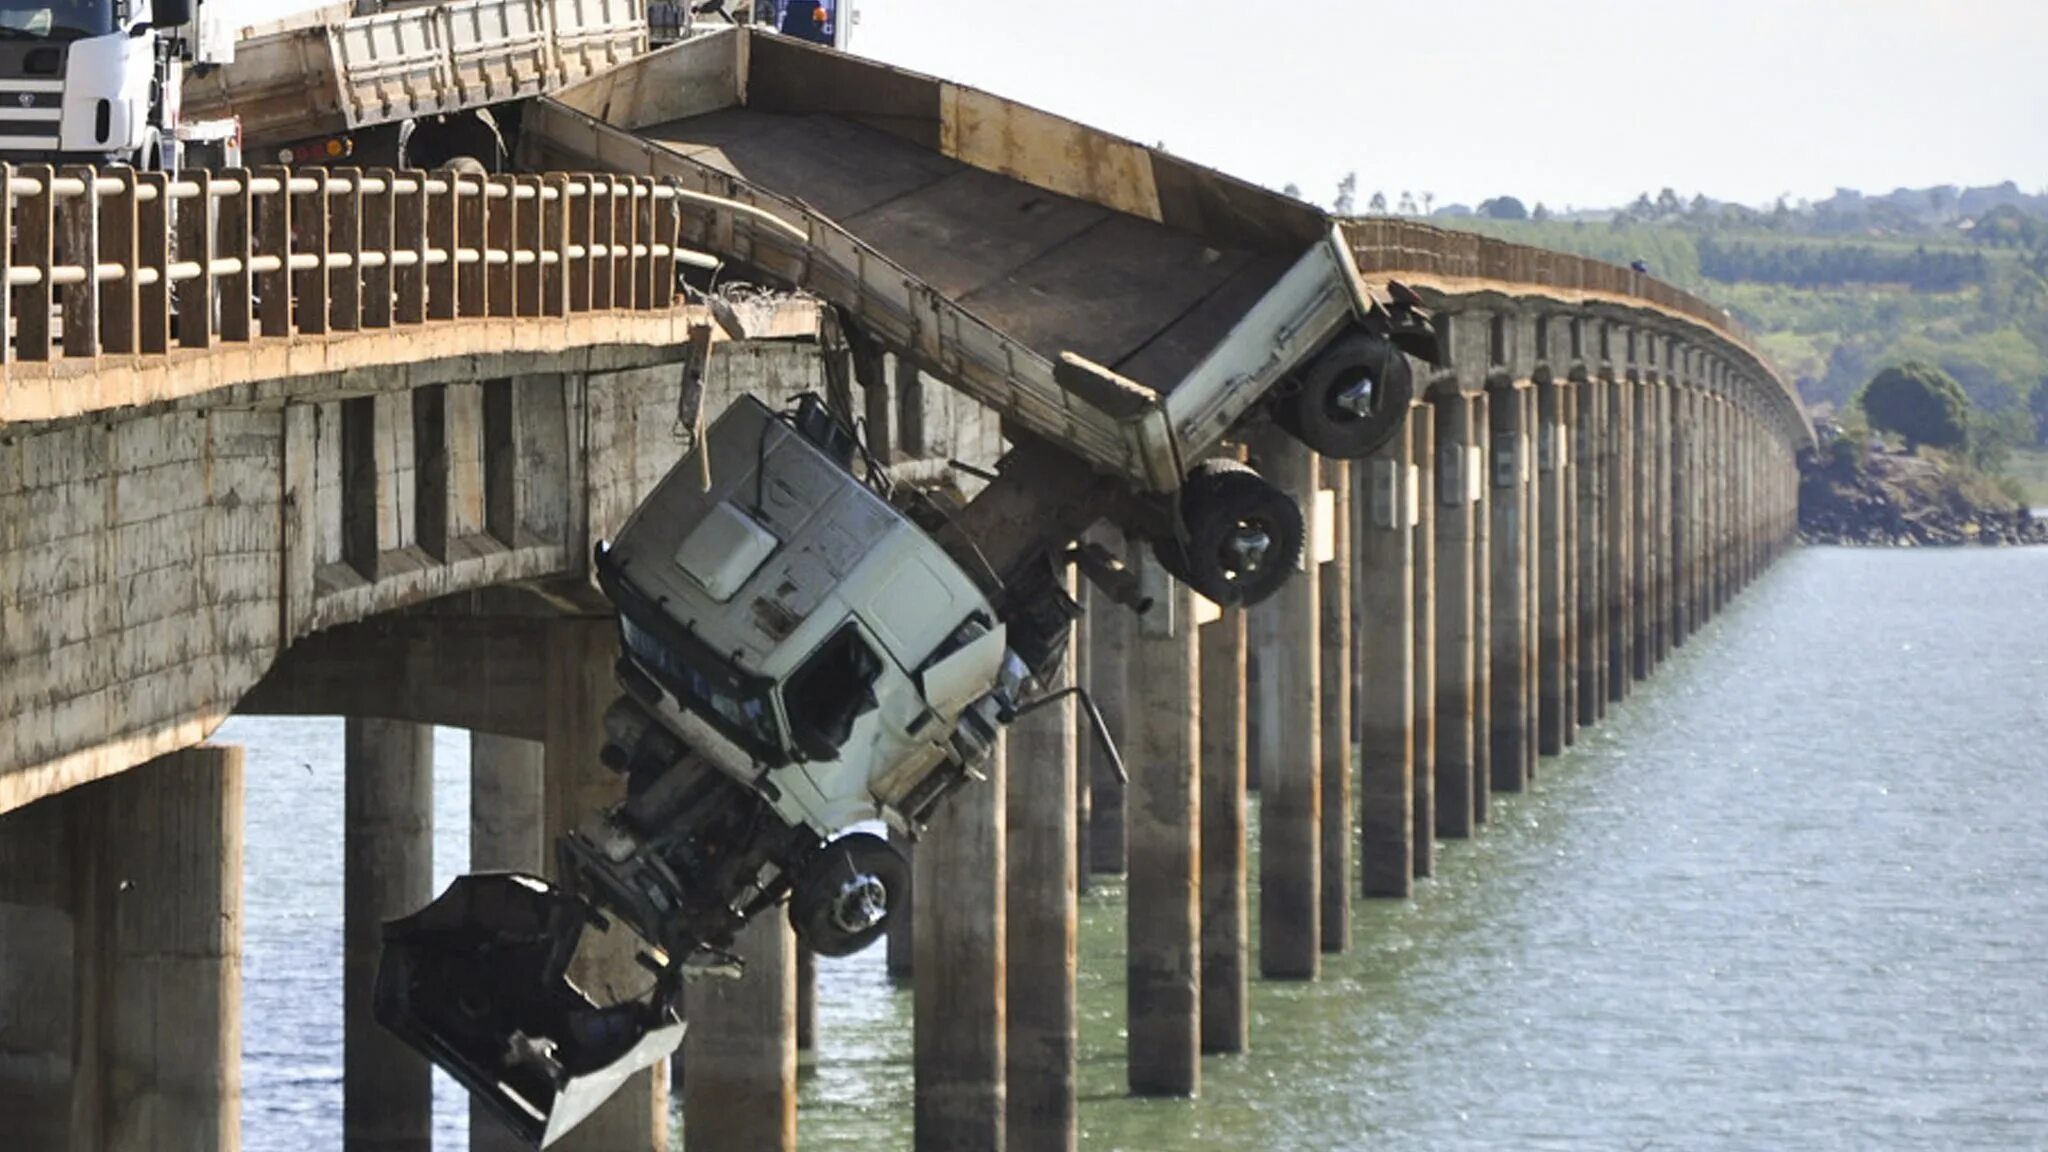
[789, 546, 2048, 1152]
[230, 546, 2048, 1150]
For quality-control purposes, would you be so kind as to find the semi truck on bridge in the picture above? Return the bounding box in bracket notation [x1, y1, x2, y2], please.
[374, 198, 1438, 1145]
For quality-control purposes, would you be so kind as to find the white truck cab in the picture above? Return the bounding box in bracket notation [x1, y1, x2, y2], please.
[596, 392, 1024, 841]
[0, 0, 236, 167]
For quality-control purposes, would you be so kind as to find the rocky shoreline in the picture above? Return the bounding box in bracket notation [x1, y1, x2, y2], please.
[1798, 446, 2048, 547]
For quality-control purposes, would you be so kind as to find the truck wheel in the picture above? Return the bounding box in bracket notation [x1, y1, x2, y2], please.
[788, 832, 908, 958]
[1154, 459, 1304, 607]
[1273, 331, 1413, 459]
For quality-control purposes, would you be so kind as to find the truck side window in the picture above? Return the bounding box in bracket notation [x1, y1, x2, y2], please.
[784, 625, 882, 761]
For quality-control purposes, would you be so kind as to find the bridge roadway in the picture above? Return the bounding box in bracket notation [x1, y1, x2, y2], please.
[0, 27, 1809, 1152]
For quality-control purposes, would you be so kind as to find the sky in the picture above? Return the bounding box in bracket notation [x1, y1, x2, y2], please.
[221, 0, 2048, 212]
[838, 0, 2048, 212]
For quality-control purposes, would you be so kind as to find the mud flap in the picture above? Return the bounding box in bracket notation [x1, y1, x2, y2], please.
[375, 873, 686, 1148]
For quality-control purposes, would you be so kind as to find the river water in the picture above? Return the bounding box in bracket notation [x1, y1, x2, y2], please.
[223, 545, 2048, 1151]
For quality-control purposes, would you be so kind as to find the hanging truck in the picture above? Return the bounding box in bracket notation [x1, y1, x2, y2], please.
[373, 60, 1442, 1148]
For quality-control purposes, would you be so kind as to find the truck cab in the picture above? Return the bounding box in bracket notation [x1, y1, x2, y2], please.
[0, 0, 235, 167]
[378, 393, 1045, 1146]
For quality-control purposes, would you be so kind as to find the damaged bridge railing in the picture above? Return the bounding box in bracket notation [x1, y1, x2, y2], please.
[0, 164, 695, 369]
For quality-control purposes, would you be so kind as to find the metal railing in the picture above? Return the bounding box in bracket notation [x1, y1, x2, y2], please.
[0, 164, 690, 367]
[1345, 216, 1810, 439]
[1345, 217, 1751, 341]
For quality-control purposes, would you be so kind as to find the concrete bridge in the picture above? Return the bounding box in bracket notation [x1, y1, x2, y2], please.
[0, 27, 1810, 1152]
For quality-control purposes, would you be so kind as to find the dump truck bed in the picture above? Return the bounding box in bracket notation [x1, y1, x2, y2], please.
[526, 28, 1374, 492]
[182, 0, 649, 149]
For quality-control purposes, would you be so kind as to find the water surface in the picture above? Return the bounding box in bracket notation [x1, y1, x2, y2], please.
[229, 546, 2048, 1150]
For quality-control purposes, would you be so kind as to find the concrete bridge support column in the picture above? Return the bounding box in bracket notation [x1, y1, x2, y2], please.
[1518, 382, 1540, 784]
[1356, 419, 1413, 898]
[1643, 371, 1666, 669]
[796, 947, 817, 1058]
[1576, 369, 1605, 727]
[70, 744, 246, 1152]
[1657, 371, 1677, 664]
[1561, 372, 1580, 748]
[915, 738, 1006, 1150]
[1670, 381, 1691, 646]
[1629, 370, 1654, 684]
[1714, 395, 1731, 613]
[1487, 378, 1531, 796]
[1410, 406, 1438, 877]
[1127, 561, 1200, 1096]
[1319, 462, 1353, 950]
[1072, 605, 1092, 898]
[1537, 372, 1570, 756]
[0, 794, 73, 1149]
[1471, 389, 1492, 823]
[1255, 432, 1320, 973]
[471, 733, 544, 1152]
[1430, 386, 1478, 840]
[1671, 379, 1694, 648]
[1086, 533, 1130, 877]
[345, 719, 433, 1152]
[683, 915, 797, 1152]
[1607, 365, 1635, 700]
[886, 828, 916, 982]
[544, 619, 668, 1152]
[1007, 594, 1077, 1149]
[1199, 607, 1248, 1054]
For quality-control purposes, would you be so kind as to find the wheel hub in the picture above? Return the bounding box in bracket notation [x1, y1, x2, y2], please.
[1335, 373, 1377, 417]
[1221, 523, 1272, 575]
[828, 873, 889, 934]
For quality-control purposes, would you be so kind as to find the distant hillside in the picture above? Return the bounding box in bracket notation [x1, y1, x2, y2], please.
[1417, 184, 2048, 479]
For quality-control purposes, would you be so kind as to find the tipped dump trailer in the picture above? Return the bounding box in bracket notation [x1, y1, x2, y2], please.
[377, 28, 1443, 1146]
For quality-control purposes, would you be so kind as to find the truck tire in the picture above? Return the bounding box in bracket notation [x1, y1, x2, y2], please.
[788, 832, 908, 958]
[1153, 458, 1304, 608]
[1272, 331, 1412, 459]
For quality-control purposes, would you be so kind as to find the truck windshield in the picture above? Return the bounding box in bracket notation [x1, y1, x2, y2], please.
[618, 615, 785, 764]
[0, 0, 114, 38]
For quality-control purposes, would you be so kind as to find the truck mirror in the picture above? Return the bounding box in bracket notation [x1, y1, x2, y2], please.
[154, 0, 191, 27]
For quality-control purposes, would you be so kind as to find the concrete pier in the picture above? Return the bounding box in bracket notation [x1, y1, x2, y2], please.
[1409, 405, 1437, 878]
[1072, 604, 1093, 897]
[1255, 432, 1321, 974]
[470, 732, 543, 1152]
[1519, 381, 1541, 784]
[1488, 378, 1531, 795]
[1537, 373, 1570, 756]
[71, 745, 246, 1152]
[544, 619, 668, 1152]
[1471, 388, 1493, 824]
[1355, 416, 1414, 899]
[1577, 366, 1606, 727]
[1562, 361, 1581, 746]
[0, 794, 72, 1149]
[683, 915, 797, 1152]
[797, 947, 817, 1055]
[1198, 607, 1248, 1054]
[1127, 562, 1200, 1096]
[345, 719, 433, 1152]
[1606, 363, 1635, 702]
[1086, 539, 1130, 877]
[915, 740, 1006, 1149]
[1007, 604, 1077, 1149]
[1431, 385, 1478, 839]
[1318, 462, 1353, 951]
[886, 828, 916, 982]
[1630, 365, 1654, 684]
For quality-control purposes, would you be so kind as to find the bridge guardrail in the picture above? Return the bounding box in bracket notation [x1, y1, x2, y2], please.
[1345, 216, 1812, 443]
[0, 164, 687, 369]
